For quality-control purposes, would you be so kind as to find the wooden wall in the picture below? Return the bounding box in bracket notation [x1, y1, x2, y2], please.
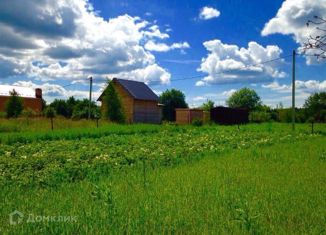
[0, 96, 42, 113]
[175, 109, 206, 124]
[133, 100, 161, 124]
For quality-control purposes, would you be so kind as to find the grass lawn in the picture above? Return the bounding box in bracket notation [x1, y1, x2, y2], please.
[0, 122, 325, 234]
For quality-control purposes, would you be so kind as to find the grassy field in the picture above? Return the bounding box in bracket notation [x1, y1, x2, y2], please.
[0, 121, 325, 234]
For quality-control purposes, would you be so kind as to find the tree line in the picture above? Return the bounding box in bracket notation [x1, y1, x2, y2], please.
[3, 83, 326, 124]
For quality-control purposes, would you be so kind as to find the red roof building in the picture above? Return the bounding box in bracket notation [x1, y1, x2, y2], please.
[0, 85, 43, 113]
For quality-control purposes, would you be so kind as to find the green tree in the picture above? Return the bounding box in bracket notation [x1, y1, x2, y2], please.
[44, 106, 56, 130]
[50, 99, 69, 117]
[159, 89, 188, 121]
[66, 96, 77, 117]
[201, 99, 214, 111]
[303, 92, 326, 122]
[102, 81, 125, 123]
[72, 99, 99, 119]
[5, 89, 23, 118]
[226, 88, 261, 110]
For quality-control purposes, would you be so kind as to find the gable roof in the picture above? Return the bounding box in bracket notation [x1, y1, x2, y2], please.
[98, 78, 159, 101]
[0, 85, 35, 98]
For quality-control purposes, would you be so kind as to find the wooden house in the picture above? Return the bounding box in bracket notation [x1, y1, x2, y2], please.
[175, 108, 210, 124]
[0, 85, 43, 113]
[97, 78, 162, 124]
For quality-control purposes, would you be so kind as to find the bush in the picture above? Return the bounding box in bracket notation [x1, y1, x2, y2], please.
[192, 118, 203, 126]
[249, 111, 271, 123]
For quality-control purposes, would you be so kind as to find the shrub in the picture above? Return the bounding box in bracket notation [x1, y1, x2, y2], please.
[249, 111, 271, 123]
[192, 118, 203, 126]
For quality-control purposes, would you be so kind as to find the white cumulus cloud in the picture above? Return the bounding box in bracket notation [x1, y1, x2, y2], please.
[144, 41, 190, 52]
[0, 0, 189, 86]
[199, 7, 220, 20]
[261, 0, 326, 63]
[196, 40, 286, 86]
[262, 80, 326, 94]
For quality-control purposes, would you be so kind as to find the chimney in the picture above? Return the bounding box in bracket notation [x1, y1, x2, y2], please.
[35, 88, 42, 99]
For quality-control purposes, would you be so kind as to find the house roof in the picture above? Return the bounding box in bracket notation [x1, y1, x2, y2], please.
[0, 85, 35, 98]
[98, 78, 159, 101]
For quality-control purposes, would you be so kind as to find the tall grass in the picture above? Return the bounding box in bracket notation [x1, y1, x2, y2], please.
[1, 137, 325, 234]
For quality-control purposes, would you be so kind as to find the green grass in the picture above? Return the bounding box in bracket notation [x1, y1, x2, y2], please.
[0, 123, 325, 234]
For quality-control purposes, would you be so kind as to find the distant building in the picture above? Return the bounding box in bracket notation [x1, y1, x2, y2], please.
[175, 108, 210, 124]
[210, 106, 249, 125]
[0, 85, 43, 113]
[97, 78, 162, 124]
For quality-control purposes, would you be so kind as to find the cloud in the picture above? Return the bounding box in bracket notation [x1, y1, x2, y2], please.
[189, 89, 237, 107]
[262, 80, 326, 94]
[12, 80, 101, 102]
[144, 41, 190, 52]
[222, 89, 237, 97]
[199, 7, 220, 20]
[196, 40, 286, 86]
[0, 0, 184, 85]
[261, 0, 326, 63]
[117, 64, 171, 85]
[261, 79, 326, 107]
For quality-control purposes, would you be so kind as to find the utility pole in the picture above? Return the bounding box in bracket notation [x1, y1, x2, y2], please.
[292, 50, 296, 131]
[88, 76, 93, 120]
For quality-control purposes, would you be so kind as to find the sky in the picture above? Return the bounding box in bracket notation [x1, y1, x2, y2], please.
[0, 0, 325, 107]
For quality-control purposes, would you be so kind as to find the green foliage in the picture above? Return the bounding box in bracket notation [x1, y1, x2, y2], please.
[192, 118, 203, 126]
[48, 97, 99, 119]
[5, 89, 23, 118]
[50, 99, 69, 117]
[44, 106, 56, 118]
[159, 89, 188, 121]
[103, 81, 125, 123]
[72, 99, 99, 119]
[226, 88, 261, 110]
[277, 108, 307, 123]
[201, 99, 214, 111]
[249, 111, 271, 123]
[304, 92, 326, 122]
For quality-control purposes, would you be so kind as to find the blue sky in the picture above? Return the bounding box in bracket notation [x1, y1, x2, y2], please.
[0, 0, 325, 107]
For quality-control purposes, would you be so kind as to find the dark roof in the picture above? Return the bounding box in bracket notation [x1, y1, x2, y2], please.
[98, 78, 158, 101]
